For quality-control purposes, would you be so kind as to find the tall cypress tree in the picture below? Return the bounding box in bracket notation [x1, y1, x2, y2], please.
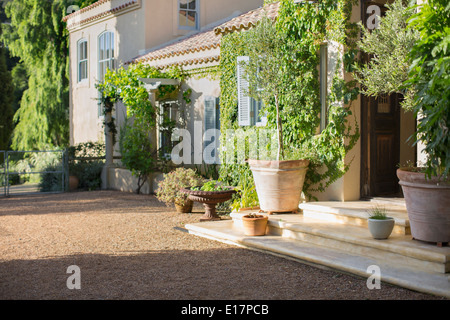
[0, 22, 14, 151]
[1, 0, 96, 150]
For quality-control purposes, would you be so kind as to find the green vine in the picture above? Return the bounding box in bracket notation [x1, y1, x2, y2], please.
[95, 63, 192, 192]
[218, 0, 360, 200]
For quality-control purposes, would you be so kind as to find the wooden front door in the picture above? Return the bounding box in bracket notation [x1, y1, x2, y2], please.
[360, 0, 401, 197]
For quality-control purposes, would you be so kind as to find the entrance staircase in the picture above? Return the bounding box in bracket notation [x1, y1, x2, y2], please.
[185, 199, 450, 298]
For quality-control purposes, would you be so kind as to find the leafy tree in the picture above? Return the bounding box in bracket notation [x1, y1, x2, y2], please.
[1, 0, 96, 151]
[0, 22, 14, 150]
[406, 0, 450, 179]
[354, 0, 419, 111]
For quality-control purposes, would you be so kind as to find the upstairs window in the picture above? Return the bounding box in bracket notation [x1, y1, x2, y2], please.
[98, 31, 114, 117]
[178, 0, 199, 30]
[98, 31, 115, 82]
[77, 39, 88, 82]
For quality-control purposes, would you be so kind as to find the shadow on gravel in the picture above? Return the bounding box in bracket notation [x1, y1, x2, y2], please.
[0, 248, 444, 300]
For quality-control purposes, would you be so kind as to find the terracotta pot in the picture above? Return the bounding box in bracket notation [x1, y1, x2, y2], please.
[175, 200, 194, 214]
[242, 215, 268, 236]
[368, 217, 395, 240]
[69, 175, 79, 191]
[397, 168, 450, 244]
[248, 159, 309, 214]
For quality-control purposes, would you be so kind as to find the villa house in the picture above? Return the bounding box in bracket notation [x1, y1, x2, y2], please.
[64, 0, 264, 145]
[64, 0, 265, 191]
[64, 0, 418, 200]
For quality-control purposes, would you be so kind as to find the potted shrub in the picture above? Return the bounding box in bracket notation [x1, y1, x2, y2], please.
[240, 14, 311, 214]
[367, 206, 395, 240]
[355, 0, 449, 245]
[156, 168, 204, 213]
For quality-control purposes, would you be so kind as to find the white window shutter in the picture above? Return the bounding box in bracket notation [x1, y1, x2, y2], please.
[237, 56, 251, 126]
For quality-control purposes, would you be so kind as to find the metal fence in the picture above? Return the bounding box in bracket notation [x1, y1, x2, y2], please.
[1, 151, 5, 197]
[0, 150, 68, 197]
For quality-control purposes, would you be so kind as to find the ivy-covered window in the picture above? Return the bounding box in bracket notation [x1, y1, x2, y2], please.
[178, 0, 199, 30]
[237, 56, 266, 127]
[77, 39, 88, 82]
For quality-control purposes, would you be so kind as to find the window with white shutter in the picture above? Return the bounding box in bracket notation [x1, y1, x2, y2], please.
[237, 56, 252, 126]
[237, 56, 266, 127]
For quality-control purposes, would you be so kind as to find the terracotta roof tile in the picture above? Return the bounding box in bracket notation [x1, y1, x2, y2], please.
[127, 2, 280, 68]
[65, 0, 139, 29]
[128, 26, 221, 65]
[63, 0, 110, 22]
[214, 1, 279, 35]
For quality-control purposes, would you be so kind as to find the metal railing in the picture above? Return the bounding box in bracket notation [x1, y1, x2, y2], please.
[0, 150, 67, 197]
[1, 150, 5, 197]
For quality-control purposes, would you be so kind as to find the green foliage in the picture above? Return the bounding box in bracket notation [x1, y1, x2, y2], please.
[155, 167, 204, 207]
[218, 0, 360, 199]
[367, 205, 389, 220]
[231, 168, 259, 212]
[97, 63, 187, 127]
[191, 180, 228, 192]
[406, 0, 450, 179]
[70, 161, 104, 191]
[0, 23, 14, 150]
[97, 63, 191, 191]
[38, 164, 64, 192]
[68, 141, 105, 159]
[354, 0, 419, 111]
[1, 0, 97, 150]
[119, 119, 155, 194]
[67, 141, 105, 191]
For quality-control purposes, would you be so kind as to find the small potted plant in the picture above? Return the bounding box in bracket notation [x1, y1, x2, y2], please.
[367, 205, 395, 240]
[156, 168, 204, 213]
[241, 212, 268, 236]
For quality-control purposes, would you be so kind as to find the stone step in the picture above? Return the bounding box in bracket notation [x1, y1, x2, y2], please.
[185, 218, 450, 298]
[298, 201, 410, 235]
[231, 212, 448, 274]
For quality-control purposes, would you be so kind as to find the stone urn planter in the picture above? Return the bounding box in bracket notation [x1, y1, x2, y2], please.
[397, 168, 450, 246]
[242, 214, 268, 236]
[181, 187, 236, 221]
[248, 159, 309, 214]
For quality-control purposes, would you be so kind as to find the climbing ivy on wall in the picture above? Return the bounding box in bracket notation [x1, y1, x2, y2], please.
[96, 63, 190, 193]
[218, 0, 360, 200]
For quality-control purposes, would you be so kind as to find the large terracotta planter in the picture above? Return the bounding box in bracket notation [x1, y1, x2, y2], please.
[248, 159, 309, 214]
[181, 187, 236, 221]
[397, 168, 450, 245]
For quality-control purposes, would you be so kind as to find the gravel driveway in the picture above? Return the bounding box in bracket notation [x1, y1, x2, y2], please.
[0, 190, 445, 301]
